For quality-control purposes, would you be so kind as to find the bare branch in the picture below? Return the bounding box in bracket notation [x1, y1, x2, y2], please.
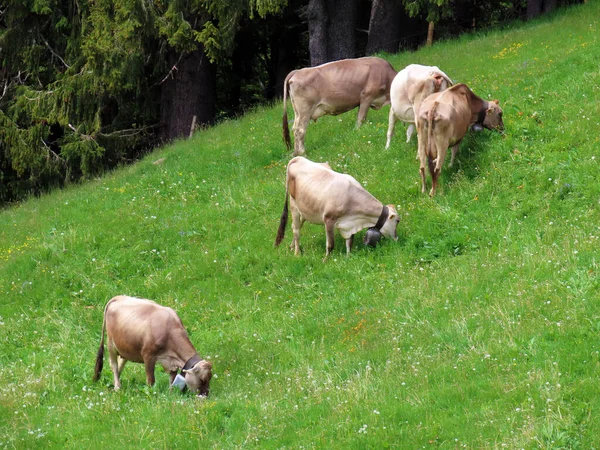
[98, 125, 157, 138]
[41, 138, 67, 166]
[158, 53, 184, 85]
[68, 123, 95, 142]
[43, 38, 71, 69]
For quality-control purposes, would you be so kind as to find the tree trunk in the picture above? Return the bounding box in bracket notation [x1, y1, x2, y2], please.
[543, 0, 557, 14]
[527, 0, 543, 19]
[307, 0, 328, 66]
[326, 0, 359, 61]
[268, 0, 307, 99]
[307, 0, 358, 65]
[160, 47, 216, 141]
[366, 0, 402, 55]
[426, 21, 435, 46]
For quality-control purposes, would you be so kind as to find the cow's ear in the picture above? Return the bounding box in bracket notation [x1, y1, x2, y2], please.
[492, 99, 499, 105]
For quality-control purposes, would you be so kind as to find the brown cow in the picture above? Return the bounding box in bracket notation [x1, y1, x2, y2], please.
[416, 83, 504, 196]
[274, 156, 400, 259]
[93, 295, 213, 396]
[282, 57, 397, 156]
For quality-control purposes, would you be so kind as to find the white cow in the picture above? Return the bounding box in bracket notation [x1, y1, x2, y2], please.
[385, 64, 453, 149]
[274, 156, 400, 259]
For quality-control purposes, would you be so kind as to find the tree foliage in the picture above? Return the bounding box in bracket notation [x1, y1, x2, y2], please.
[0, 0, 582, 204]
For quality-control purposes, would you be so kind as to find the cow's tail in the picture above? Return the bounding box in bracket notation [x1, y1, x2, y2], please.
[427, 102, 438, 174]
[93, 301, 110, 382]
[275, 178, 290, 247]
[282, 70, 296, 151]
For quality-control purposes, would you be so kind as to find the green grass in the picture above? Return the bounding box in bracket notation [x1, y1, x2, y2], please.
[2, 3, 600, 448]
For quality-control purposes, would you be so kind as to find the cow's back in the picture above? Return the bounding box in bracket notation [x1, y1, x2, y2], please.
[287, 157, 377, 223]
[290, 57, 395, 113]
[105, 296, 182, 362]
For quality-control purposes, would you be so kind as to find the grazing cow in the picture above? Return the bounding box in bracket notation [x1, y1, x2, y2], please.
[416, 83, 504, 196]
[385, 64, 453, 149]
[274, 156, 400, 259]
[282, 57, 397, 156]
[93, 296, 213, 396]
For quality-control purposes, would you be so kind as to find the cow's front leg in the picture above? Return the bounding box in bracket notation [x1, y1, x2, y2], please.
[169, 371, 177, 387]
[406, 124, 416, 143]
[143, 358, 157, 387]
[345, 234, 354, 254]
[323, 217, 336, 260]
[356, 101, 370, 128]
[449, 144, 459, 167]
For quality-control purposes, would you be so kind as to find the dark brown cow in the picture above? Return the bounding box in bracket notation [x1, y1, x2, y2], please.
[93, 296, 213, 396]
[275, 156, 400, 259]
[282, 57, 397, 156]
[416, 83, 504, 196]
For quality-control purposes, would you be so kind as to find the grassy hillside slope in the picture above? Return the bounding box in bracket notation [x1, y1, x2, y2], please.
[1, 3, 600, 448]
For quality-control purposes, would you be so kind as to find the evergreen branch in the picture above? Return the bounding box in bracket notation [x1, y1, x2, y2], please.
[43, 38, 71, 69]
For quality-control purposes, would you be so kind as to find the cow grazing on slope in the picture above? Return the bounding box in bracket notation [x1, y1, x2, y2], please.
[416, 83, 504, 196]
[385, 64, 453, 149]
[93, 295, 213, 396]
[274, 156, 400, 259]
[282, 57, 397, 156]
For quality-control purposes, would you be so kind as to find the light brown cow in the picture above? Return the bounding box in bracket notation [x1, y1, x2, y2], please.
[93, 295, 213, 396]
[385, 64, 453, 149]
[274, 156, 400, 259]
[282, 57, 397, 156]
[416, 83, 504, 196]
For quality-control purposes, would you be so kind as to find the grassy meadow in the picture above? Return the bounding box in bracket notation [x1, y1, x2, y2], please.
[2, 2, 600, 448]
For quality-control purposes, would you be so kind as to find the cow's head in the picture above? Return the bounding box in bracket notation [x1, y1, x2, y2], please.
[483, 100, 504, 132]
[183, 360, 213, 397]
[380, 205, 400, 241]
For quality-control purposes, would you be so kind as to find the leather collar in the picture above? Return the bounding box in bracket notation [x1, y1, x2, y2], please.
[373, 205, 389, 230]
[476, 101, 489, 126]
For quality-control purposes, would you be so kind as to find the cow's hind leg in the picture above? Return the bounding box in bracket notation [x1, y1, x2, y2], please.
[385, 108, 397, 149]
[431, 144, 448, 197]
[117, 356, 127, 376]
[417, 128, 429, 194]
[428, 157, 438, 197]
[107, 339, 121, 390]
[292, 114, 310, 156]
[291, 205, 304, 255]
